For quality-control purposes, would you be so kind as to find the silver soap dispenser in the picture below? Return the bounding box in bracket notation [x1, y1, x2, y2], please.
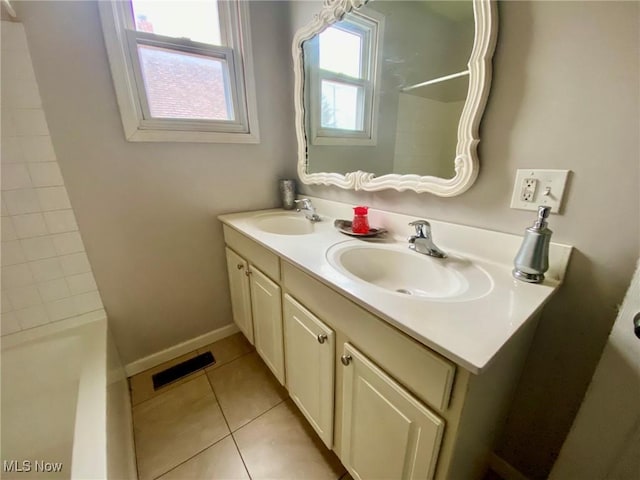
[513, 206, 552, 283]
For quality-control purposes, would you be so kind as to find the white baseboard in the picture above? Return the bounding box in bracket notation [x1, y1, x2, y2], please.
[124, 323, 240, 377]
[489, 453, 531, 480]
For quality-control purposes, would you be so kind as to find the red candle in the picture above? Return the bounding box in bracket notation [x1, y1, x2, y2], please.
[352, 206, 370, 234]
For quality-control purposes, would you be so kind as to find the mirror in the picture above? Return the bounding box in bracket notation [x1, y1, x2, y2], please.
[293, 0, 497, 196]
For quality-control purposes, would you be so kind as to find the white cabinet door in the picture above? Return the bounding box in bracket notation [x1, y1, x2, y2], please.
[225, 247, 253, 344]
[341, 343, 444, 480]
[283, 294, 335, 448]
[250, 266, 285, 384]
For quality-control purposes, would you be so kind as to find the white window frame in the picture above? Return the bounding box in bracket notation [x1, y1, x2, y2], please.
[99, 0, 260, 143]
[308, 9, 383, 146]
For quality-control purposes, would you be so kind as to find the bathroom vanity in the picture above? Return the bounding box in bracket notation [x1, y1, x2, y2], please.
[219, 197, 572, 480]
[219, 1, 571, 477]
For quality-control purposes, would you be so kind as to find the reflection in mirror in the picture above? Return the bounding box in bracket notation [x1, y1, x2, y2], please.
[305, 1, 474, 178]
[294, 0, 497, 195]
[304, 10, 381, 147]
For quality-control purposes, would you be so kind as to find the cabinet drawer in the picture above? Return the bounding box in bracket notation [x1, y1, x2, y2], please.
[282, 261, 455, 413]
[223, 225, 280, 281]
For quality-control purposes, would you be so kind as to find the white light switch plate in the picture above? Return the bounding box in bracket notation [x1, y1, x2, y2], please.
[510, 169, 570, 213]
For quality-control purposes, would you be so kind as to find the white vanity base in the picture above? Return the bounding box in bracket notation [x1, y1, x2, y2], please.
[219, 198, 571, 479]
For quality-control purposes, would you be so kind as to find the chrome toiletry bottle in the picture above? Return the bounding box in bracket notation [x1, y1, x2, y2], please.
[279, 179, 296, 210]
[513, 206, 552, 283]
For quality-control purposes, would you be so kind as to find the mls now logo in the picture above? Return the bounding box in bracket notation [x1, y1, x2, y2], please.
[3, 460, 63, 473]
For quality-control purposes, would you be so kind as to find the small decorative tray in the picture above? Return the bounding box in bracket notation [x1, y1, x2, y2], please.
[334, 219, 387, 238]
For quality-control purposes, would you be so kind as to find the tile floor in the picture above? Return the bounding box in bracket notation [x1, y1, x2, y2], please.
[129, 333, 349, 480]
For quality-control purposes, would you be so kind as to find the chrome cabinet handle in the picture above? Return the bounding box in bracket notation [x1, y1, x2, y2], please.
[317, 333, 327, 344]
[236, 263, 244, 270]
[341, 354, 352, 366]
[245, 270, 252, 277]
[634, 312, 640, 339]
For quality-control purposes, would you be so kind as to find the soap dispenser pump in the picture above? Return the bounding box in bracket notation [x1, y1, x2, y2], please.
[513, 206, 552, 283]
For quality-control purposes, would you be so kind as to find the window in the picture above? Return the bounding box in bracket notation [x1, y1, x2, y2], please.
[306, 10, 382, 145]
[100, 0, 259, 143]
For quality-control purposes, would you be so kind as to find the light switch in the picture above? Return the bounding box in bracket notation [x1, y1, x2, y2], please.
[510, 169, 570, 213]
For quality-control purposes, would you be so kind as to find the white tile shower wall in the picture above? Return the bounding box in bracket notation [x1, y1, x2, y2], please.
[392, 93, 463, 178]
[1, 21, 104, 336]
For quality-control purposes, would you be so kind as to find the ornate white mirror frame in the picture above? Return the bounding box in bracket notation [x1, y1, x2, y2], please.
[293, 0, 498, 196]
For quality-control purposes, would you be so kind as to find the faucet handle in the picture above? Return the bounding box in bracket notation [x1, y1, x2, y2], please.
[409, 220, 431, 238]
[294, 198, 311, 211]
[293, 198, 321, 222]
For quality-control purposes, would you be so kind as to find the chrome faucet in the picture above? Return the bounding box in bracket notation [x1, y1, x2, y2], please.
[408, 220, 446, 258]
[294, 198, 321, 222]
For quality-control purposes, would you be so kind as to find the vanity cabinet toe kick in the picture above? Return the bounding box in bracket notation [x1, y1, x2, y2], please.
[222, 225, 534, 480]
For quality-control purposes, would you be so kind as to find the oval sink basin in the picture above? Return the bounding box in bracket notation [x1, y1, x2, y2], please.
[326, 241, 493, 302]
[251, 212, 315, 235]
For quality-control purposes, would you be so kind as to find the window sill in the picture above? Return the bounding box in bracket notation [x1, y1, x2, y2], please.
[124, 127, 260, 144]
[311, 135, 376, 147]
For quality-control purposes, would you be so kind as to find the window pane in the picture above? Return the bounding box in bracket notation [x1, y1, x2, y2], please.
[137, 45, 234, 121]
[321, 80, 363, 131]
[131, 0, 221, 46]
[319, 26, 362, 78]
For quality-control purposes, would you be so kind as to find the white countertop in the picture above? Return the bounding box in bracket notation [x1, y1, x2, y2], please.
[219, 197, 572, 374]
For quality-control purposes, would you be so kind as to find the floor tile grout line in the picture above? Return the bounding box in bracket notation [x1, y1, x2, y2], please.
[131, 338, 256, 479]
[227, 396, 347, 480]
[203, 369, 254, 478]
[204, 370, 231, 431]
[204, 348, 256, 376]
[204, 349, 284, 433]
[227, 397, 290, 480]
[200, 346, 255, 369]
[149, 433, 234, 480]
[131, 371, 206, 409]
[130, 347, 255, 408]
[206, 349, 288, 433]
[230, 397, 288, 434]
[134, 373, 227, 480]
[229, 427, 253, 480]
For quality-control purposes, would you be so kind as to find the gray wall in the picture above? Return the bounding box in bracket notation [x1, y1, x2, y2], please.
[15, 0, 297, 364]
[291, 1, 639, 478]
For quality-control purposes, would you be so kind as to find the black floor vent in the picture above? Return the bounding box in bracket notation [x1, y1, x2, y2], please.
[152, 351, 215, 390]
